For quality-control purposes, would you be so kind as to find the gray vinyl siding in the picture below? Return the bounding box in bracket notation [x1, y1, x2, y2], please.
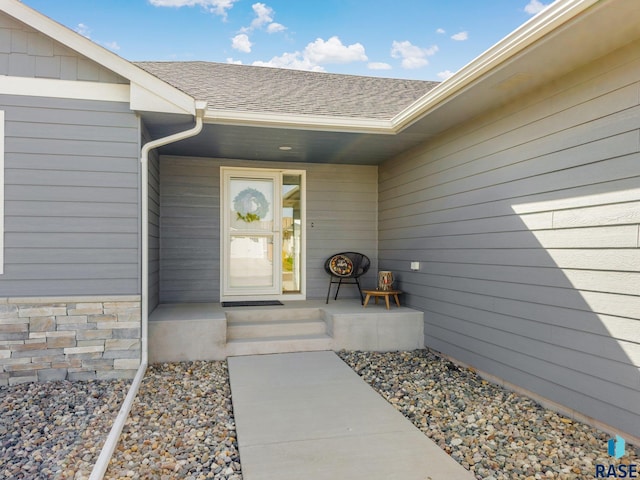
[159, 156, 377, 303]
[0, 12, 128, 83]
[306, 164, 378, 298]
[144, 125, 160, 313]
[378, 39, 640, 436]
[0, 94, 140, 296]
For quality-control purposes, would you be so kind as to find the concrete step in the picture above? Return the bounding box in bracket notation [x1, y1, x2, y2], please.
[227, 318, 327, 340]
[225, 307, 324, 323]
[226, 334, 333, 356]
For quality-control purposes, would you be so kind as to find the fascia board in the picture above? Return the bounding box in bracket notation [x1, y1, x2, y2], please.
[391, 0, 602, 131]
[0, 0, 195, 115]
[130, 82, 195, 115]
[204, 109, 395, 134]
[0, 75, 130, 102]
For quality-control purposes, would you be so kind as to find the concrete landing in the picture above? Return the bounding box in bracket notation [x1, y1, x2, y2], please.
[148, 300, 424, 362]
[227, 351, 474, 480]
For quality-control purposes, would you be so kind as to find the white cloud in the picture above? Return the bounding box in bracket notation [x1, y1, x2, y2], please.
[240, 3, 286, 34]
[234, 3, 285, 53]
[250, 3, 273, 29]
[75, 23, 91, 38]
[226, 57, 243, 64]
[437, 70, 454, 80]
[524, 0, 550, 14]
[436, 28, 446, 34]
[451, 31, 468, 41]
[253, 52, 326, 72]
[232, 33, 252, 52]
[368, 62, 392, 70]
[251, 36, 367, 72]
[267, 22, 286, 33]
[148, 0, 238, 19]
[391, 40, 438, 69]
[304, 36, 367, 64]
[75, 23, 121, 53]
[102, 41, 121, 51]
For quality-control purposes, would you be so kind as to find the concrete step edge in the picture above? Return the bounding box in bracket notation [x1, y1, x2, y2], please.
[227, 318, 327, 327]
[224, 307, 324, 323]
[227, 322, 327, 340]
[226, 333, 332, 344]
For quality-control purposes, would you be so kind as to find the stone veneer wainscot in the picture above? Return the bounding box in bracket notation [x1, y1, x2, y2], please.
[0, 296, 141, 386]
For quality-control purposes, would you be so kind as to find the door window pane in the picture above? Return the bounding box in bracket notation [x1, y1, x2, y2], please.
[282, 174, 301, 293]
[230, 178, 274, 232]
[229, 236, 274, 288]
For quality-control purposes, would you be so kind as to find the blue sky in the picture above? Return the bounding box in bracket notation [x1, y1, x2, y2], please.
[21, 0, 551, 80]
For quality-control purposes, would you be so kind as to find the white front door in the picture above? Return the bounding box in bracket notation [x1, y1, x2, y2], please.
[221, 167, 305, 301]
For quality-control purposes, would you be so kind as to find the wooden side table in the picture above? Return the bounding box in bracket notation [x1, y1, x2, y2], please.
[362, 289, 402, 310]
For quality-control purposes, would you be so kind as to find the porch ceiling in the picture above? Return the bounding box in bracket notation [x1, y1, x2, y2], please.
[142, 115, 431, 165]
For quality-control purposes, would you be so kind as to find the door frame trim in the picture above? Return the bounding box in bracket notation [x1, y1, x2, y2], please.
[219, 166, 306, 302]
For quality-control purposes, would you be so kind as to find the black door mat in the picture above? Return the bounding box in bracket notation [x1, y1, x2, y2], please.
[221, 300, 284, 307]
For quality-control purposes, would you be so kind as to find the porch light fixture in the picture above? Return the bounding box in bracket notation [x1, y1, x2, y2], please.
[279, 145, 292, 151]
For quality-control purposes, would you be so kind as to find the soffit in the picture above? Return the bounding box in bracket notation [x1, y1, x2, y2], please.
[142, 114, 430, 165]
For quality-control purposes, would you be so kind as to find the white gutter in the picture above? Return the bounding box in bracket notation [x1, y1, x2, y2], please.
[89, 100, 207, 480]
[204, 108, 394, 134]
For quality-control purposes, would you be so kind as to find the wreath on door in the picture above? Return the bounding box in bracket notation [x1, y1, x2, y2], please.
[234, 187, 269, 223]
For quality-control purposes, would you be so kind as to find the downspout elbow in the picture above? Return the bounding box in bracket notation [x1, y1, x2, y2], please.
[141, 101, 207, 160]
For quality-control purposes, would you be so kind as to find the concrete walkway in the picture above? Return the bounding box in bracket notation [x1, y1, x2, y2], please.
[227, 351, 474, 480]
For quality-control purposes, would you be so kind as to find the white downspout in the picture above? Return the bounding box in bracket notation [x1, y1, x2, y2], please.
[89, 100, 207, 480]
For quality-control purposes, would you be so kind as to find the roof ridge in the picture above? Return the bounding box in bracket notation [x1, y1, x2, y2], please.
[132, 60, 439, 85]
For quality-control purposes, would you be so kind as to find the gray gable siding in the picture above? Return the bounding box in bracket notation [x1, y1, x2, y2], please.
[0, 12, 128, 83]
[0, 94, 141, 296]
[378, 39, 640, 436]
[159, 156, 377, 303]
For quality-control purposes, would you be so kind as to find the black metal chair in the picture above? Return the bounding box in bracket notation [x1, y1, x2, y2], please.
[324, 252, 371, 304]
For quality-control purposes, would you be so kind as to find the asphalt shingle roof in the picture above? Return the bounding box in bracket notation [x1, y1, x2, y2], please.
[134, 61, 439, 120]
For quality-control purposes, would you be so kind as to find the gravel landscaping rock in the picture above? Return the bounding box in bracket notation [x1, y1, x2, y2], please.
[338, 350, 639, 480]
[2, 351, 636, 480]
[0, 379, 129, 479]
[105, 361, 241, 480]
